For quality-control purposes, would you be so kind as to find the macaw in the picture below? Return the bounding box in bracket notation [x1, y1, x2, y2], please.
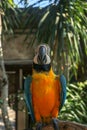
[24, 44, 66, 130]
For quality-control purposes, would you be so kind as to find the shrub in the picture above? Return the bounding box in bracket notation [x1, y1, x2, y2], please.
[59, 81, 87, 124]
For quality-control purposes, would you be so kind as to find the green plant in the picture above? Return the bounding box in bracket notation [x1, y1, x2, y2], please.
[23, 0, 87, 80]
[59, 81, 87, 124]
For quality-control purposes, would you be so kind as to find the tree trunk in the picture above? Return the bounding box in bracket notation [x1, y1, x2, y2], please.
[0, 12, 13, 130]
[41, 120, 87, 130]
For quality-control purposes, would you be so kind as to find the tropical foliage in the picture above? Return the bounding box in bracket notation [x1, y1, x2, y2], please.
[0, 0, 21, 34]
[24, 0, 87, 78]
[59, 80, 87, 124]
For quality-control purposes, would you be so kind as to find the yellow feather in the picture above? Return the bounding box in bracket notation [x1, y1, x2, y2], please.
[31, 68, 61, 122]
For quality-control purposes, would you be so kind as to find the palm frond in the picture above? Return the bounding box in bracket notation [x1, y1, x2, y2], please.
[22, 0, 87, 77]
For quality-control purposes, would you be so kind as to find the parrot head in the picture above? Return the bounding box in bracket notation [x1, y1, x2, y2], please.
[33, 44, 51, 72]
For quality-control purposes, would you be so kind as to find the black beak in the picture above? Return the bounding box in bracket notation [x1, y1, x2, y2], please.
[37, 46, 47, 64]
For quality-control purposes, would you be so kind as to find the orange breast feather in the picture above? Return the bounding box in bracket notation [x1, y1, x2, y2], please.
[31, 69, 61, 122]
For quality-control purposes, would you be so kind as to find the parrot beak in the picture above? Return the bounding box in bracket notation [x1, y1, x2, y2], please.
[37, 46, 47, 65]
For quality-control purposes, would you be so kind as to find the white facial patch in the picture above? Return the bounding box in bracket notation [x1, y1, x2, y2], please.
[33, 54, 51, 64]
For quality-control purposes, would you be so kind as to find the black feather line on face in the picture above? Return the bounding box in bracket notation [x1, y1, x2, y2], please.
[33, 62, 51, 72]
[37, 55, 47, 65]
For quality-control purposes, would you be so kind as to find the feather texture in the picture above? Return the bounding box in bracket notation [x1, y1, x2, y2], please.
[24, 70, 66, 123]
[24, 76, 35, 122]
[59, 75, 66, 110]
[31, 68, 61, 122]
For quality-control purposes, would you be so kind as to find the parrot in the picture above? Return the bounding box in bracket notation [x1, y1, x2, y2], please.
[24, 44, 66, 130]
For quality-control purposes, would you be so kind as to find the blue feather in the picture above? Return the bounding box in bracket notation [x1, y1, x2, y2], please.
[59, 75, 66, 110]
[24, 76, 35, 122]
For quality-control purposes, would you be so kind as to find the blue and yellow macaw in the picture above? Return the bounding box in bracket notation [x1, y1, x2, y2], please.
[24, 44, 66, 130]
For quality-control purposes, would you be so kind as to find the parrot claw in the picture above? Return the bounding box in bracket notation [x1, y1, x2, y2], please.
[52, 118, 59, 130]
[36, 122, 42, 130]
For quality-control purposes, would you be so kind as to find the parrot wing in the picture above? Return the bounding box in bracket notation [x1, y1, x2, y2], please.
[24, 76, 35, 122]
[59, 75, 66, 111]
